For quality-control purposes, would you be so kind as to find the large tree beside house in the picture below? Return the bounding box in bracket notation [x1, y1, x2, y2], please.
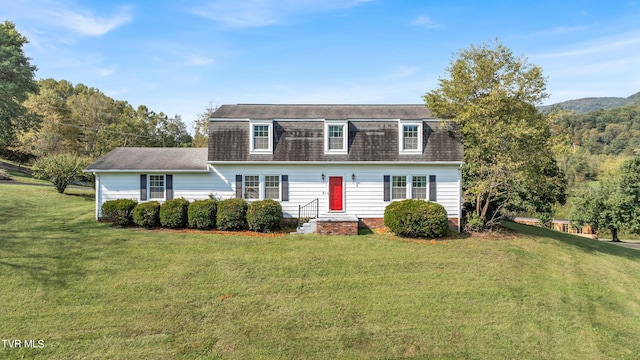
[424, 40, 566, 230]
[0, 21, 39, 147]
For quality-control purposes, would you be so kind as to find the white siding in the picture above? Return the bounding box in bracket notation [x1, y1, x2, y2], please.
[94, 164, 462, 222]
[95, 172, 216, 217]
[211, 163, 461, 220]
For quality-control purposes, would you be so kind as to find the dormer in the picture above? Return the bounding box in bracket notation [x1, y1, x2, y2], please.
[398, 120, 423, 154]
[324, 120, 348, 155]
[249, 120, 273, 155]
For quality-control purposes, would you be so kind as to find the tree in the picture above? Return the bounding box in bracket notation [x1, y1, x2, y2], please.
[0, 21, 39, 147]
[193, 102, 217, 147]
[424, 40, 566, 230]
[32, 153, 86, 193]
[570, 156, 640, 241]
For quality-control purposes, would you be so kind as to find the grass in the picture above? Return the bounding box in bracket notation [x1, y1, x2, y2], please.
[2, 185, 640, 358]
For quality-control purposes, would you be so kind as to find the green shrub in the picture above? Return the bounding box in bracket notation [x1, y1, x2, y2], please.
[32, 153, 85, 193]
[133, 201, 161, 228]
[384, 199, 449, 238]
[101, 199, 137, 226]
[216, 198, 248, 231]
[0, 169, 11, 180]
[188, 199, 217, 229]
[247, 199, 283, 232]
[160, 198, 190, 228]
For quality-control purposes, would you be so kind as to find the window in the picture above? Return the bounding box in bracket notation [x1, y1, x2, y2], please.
[250, 121, 273, 154]
[149, 175, 165, 200]
[398, 121, 423, 154]
[324, 121, 348, 154]
[328, 125, 344, 150]
[265, 175, 280, 200]
[244, 175, 259, 199]
[412, 176, 427, 199]
[392, 176, 406, 200]
[403, 125, 419, 150]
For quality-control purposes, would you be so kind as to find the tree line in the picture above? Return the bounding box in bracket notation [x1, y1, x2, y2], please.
[0, 20, 213, 166]
[11, 78, 194, 160]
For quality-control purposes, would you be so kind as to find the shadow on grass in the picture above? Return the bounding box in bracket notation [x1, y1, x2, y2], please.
[501, 220, 640, 261]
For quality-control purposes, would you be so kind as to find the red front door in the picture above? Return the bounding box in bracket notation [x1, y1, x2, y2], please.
[329, 177, 343, 211]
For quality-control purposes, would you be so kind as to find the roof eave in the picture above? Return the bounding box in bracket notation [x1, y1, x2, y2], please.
[83, 169, 210, 173]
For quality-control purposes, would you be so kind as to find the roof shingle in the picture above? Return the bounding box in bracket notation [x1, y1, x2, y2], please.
[85, 147, 209, 171]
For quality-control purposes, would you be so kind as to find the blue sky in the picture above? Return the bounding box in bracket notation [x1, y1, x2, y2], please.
[3, 1, 640, 129]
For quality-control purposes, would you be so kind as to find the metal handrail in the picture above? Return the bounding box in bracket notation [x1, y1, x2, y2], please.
[298, 198, 319, 228]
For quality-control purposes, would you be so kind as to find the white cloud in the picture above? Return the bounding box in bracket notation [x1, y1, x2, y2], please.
[3, 1, 133, 37]
[410, 15, 441, 29]
[185, 54, 215, 66]
[538, 32, 640, 59]
[189, 0, 373, 28]
[533, 29, 640, 103]
[54, 6, 133, 36]
[97, 66, 116, 77]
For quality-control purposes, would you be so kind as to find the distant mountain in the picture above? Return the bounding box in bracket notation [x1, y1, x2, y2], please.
[544, 91, 640, 114]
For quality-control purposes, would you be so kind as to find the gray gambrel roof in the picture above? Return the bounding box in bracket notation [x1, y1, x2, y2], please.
[209, 104, 463, 163]
[211, 104, 433, 120]
[85, 147, 209, 172]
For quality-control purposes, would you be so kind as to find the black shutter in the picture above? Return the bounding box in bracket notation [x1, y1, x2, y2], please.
[235, 175, 243, 198]
[429, 175, 437, 201]
[166, 174, 173, 200]
[281, 175, 289, 201]
[140, 174, 147, 201]
[383, 175, 390, 201]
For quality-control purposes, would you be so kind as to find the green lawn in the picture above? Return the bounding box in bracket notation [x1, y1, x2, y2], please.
[2, 185, 640, 359]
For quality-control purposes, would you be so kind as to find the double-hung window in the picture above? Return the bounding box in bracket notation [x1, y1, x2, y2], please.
[398, 121, 423, 154]
[328, 126, 344, 150]
[324, 121, 348, 154]
[411, 176, 427, 199]
[242, 175, 281, 200]
[392, 176, 407, 200]
[149, 175, 165, 200]
[250, 121, 273, 154]
[264, 175, 280, 200]
[244, 175, 260, 199]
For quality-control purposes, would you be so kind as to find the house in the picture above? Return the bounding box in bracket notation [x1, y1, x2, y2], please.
[513, 217, 596, 239]
[85, 104, 464, 232]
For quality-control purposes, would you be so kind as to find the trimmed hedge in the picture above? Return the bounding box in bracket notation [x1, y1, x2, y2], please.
[188, 199, 217, 229]
[216, 198, 248, 231]
[247, 199, 283, 232]
[160, 198, 190, 228]
[384, 199, 449, 238]
[133, 201, 161, 228]
[101, 199, 137, 226]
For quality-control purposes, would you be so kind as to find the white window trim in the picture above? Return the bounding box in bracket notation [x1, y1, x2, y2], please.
[410, 174, 428, 200]
[324, 121, 348, 155]
[148, 174, 166, 201]
[390, 175, 429, 201]
[391, 175, 407, 200]
[264, 175, 281, 201]
[243, 174, 282, 201]
[243, 174, 261, 200]
[250, 120, 273, 155]
[398, 120, 423, 154]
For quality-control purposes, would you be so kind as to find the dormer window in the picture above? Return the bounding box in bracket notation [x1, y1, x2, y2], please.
[324, 121, 348, 154]
[250, 121, 273, 154]
[398, 120, 423, 154]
